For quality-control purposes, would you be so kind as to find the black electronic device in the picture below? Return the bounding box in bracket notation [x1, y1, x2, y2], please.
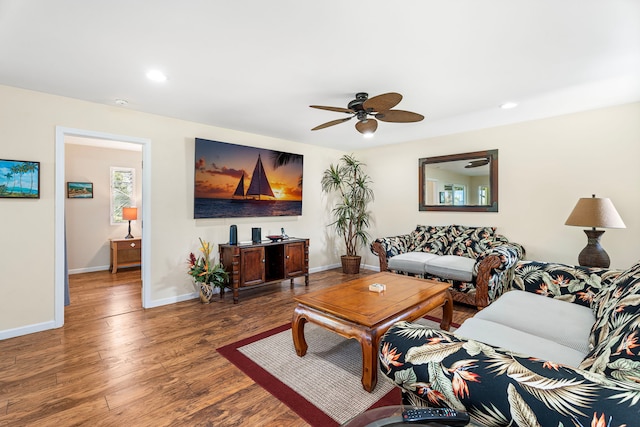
[402, 408, 470, 426]
[251, 227, 261, 244]
[229, 224, 237, 245]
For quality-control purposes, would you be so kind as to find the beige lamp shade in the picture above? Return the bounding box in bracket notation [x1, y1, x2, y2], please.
[122, 207, 138, 221]
[565, 195, 625, 229]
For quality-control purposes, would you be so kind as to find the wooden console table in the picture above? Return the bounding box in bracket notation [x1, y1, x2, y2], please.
[110, 238, 141, 273]
[219, 238, 309, 303]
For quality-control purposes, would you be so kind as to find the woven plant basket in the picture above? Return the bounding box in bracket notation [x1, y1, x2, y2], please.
[341, 255, 361, 274]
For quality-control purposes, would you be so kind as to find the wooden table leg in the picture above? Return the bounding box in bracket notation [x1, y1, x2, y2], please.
[359, 331, 378, 392]
[440, 291, 453, 331]
[291, 305, 308, 357]
[111, 243, 118, 274]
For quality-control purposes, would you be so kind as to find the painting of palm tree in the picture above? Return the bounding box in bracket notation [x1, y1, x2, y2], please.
[0, 159, 40, 198]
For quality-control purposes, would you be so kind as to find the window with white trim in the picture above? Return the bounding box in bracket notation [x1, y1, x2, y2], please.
[110, 167, 135, 224]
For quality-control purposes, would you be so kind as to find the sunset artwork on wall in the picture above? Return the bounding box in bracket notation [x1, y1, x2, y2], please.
[194, 138, 303, 218]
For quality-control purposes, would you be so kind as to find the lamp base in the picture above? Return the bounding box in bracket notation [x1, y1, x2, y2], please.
[577, 229, 610, 268]
[124, 220, 134, 239]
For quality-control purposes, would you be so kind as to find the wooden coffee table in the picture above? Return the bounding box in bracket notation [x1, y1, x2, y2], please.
[291, 272, 452, 392]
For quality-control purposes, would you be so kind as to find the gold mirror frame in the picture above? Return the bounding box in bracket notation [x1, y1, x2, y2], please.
[419, 149, 498, 212]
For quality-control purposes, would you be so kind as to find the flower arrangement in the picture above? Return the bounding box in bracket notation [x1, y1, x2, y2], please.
[188, 238, 229, 302]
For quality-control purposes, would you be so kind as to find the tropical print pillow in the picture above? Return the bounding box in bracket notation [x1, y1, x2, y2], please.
[580, 262, 640, 376]
[371, 234, 413, 259]
[411, 225, 449, 255]
[512, 261, 619, 308]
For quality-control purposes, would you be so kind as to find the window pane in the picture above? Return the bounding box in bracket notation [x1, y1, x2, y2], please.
[111, 167, 135, 224]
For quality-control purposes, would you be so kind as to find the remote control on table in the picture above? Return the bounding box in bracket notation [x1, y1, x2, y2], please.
[402, 407, 470, 426]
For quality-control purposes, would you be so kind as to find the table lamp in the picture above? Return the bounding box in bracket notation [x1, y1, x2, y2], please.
[565, 194, 625, 268]
[122, 207, 138, 239]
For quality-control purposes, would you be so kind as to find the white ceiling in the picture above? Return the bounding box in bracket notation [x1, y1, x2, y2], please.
[1, 0, 639, 151]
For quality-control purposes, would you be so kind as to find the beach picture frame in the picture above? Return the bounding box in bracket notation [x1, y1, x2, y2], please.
[194, 138, 303, 218]
[0, 159, 40, 199]
[67, 182, 94, 198]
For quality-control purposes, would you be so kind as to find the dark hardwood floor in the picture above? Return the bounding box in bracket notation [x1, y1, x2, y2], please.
[0, 268, 475, 426]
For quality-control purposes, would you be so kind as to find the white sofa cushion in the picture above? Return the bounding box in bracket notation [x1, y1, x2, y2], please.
[454, 318, 586, 367]
[424, 255, 476, 282]
[475, 290, 595, 355]
[388, 252, 439, 274]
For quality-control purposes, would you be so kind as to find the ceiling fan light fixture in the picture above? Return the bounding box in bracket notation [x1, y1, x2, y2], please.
[310, 92, 423, 135]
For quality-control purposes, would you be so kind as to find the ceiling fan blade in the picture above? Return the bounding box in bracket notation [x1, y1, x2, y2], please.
[362, 92, 402, 112]
[375, 110, 424, 123]
[309, 105, 353, 114]
[355, 119, 378, 134]
[311, 116, 352, 131]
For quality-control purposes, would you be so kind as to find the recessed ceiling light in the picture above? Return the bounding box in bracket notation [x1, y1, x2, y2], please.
[115, 99, 128, 106]
[363, 132, 374, 139]
[500, 102, 518, 109]
[146, 70, 167, 82]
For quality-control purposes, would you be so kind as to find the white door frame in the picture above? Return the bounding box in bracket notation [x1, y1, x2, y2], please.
[54, 126, 152, 327]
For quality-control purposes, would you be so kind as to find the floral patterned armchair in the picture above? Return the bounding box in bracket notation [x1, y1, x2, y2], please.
[378, 260, 640, 426]
[370, 225, 525, 309]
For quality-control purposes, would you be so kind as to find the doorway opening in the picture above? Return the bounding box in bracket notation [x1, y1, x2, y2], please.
[54, 127, 151, 328]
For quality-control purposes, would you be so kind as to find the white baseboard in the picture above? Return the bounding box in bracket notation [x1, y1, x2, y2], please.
[146, 265, 348, 309]
[68, 263, 375, 278]
[310, 263, 380, 273]
[0, 320, 58, 341]
[1, 262, 381, 340]
[68, 265, 110, 275]
[309, 263, 340, 273]
[362, 263, 381, 272]
[145, 291, 201, 308]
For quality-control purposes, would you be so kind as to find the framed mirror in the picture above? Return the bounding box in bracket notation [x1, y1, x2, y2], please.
[419, 149, 498, 212]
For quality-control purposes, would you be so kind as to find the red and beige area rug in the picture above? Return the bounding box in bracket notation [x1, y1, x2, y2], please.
[217, 316, 455, 426]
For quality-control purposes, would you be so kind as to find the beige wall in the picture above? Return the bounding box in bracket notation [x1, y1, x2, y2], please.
[1, 82, 639, 339]
[65, 144, 142, 272]
[0, 84, 342, 337]
[359, 102, 640, 269]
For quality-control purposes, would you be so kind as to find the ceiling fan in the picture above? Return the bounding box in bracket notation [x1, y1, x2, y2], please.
[310, 92, 424, 135]
[464, 159, 490, 168]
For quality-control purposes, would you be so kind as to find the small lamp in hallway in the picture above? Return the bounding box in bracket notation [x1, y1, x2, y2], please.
[122, 207, 138, 239]
[565, 194, 625, 268]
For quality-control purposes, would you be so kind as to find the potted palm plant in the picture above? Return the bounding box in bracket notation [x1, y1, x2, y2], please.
[321, 154, 374, 274]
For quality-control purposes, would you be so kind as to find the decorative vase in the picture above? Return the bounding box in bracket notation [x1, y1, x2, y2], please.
[199, 282, 214, 303]
[341, 255, 361, 274]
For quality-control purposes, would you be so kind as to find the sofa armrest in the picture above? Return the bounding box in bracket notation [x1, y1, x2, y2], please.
[370, 234, 413, 271]
[512, 260, 622, 307]
[379, 322, 640, 427]
[473, 243, 525, 309]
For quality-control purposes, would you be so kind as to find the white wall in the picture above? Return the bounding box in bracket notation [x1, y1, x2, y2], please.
[65, 144, 142, 272]
[1, 82, 638, 340]
[0, 84, 343, 337]
[359, 102, 640, 270]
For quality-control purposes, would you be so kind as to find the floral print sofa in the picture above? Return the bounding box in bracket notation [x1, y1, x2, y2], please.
[370, 225, 525, 309]
[378, 260, 640, 427]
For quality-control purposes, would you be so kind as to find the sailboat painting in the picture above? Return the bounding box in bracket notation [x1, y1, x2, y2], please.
[194, 138, 303, 218]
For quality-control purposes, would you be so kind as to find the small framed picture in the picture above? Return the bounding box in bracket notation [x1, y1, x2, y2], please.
[67, 182, 93, 199]
[0, 159, 40, 199]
